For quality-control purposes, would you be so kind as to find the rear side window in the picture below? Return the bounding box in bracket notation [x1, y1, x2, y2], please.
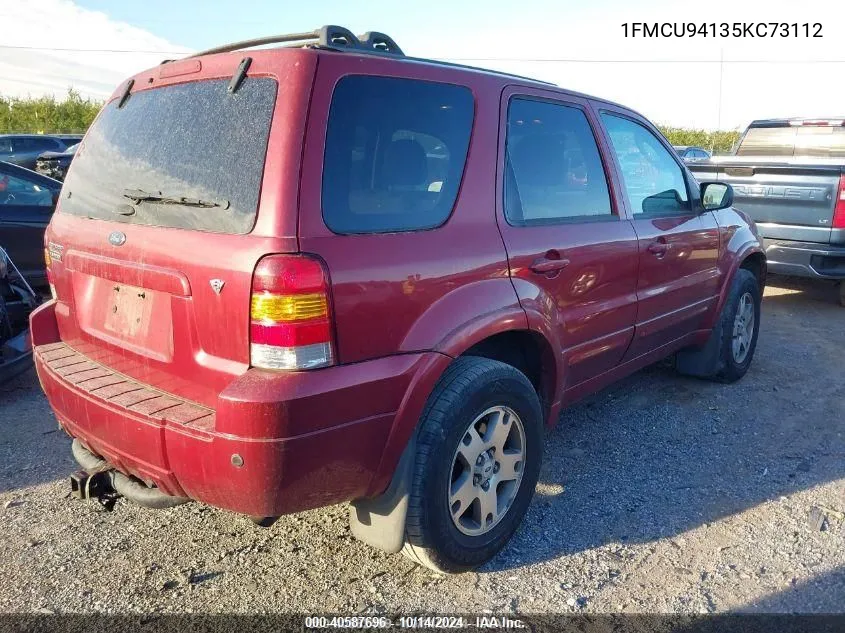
[60, 78, 277, 234]
[322, 76, 474, 234]
[505, 98, 613, 225]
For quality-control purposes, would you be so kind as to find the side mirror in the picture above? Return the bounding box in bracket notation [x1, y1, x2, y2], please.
[700, 181, 733, 211]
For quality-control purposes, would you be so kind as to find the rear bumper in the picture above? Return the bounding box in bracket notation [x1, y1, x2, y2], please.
[32, 300, 432, 517]
[763, 239, 845, 280]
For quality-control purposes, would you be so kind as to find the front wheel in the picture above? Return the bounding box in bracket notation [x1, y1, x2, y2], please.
[402, 356, 543, 573]
[676, 268, 761, 382]
[714, 268, 761, 382]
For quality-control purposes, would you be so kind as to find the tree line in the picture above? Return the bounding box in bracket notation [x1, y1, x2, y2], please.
[658, 126, 743, 155]
[0, 89, 102, 134]
[1, 89, 743, 154]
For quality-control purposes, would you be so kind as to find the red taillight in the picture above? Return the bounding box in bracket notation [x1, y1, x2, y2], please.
[249, 254, 334, 370]
[834, 174, 845, 229]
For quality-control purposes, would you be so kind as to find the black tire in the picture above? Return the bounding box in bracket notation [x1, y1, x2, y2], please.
[839, 281, 845, 308]
[712, 268, 761, 383]
[402, 356, 543, 573]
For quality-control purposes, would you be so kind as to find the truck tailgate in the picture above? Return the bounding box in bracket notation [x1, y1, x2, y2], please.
[690, 159, 842, 243]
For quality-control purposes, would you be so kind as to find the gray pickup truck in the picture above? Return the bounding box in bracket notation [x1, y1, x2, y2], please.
[689, 118, 845, 305]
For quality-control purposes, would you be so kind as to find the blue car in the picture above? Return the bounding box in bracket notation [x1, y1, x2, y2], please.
[0, 161, 62, 287]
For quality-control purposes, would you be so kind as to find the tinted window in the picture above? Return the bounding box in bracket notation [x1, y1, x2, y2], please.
[60, 78, 277, 234]
[11, 138, 35, 152]
[601, 114, 690, 217]
[33, 138, 62, 151]
[737, 126, 845, 158]
[736, 127, 794, 157]
[0, 138, 11, 154]
[505, 99, 612, 225]
[322, 76, 474, 234]
[13, 137, 58, 152]
[0, 172, 54, 206]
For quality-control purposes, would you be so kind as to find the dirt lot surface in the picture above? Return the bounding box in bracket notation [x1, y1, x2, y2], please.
[1, 275, 843, 615]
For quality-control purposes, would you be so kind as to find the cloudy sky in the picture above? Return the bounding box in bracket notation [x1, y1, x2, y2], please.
[1, 0, 842, 130]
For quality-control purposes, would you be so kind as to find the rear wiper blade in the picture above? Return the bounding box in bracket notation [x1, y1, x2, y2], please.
[122, 188, 229, 209]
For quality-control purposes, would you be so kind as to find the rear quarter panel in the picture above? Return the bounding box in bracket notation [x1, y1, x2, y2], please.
[297, 55, 517, 364]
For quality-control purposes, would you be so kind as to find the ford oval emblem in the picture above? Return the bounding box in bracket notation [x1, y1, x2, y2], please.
[108, 231, 126, 246]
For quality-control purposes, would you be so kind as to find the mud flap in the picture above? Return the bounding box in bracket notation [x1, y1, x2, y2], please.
[675, 320, 723, 378]
[349, 437, 415, 554]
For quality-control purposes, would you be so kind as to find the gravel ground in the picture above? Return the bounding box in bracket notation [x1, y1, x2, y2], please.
[1, 275, 843, 615]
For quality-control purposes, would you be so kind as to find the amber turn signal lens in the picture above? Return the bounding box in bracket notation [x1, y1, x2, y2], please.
[250, 292, 328, 323]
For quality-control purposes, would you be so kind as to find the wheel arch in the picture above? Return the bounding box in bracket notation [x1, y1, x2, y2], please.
[707, 242, 766, 329]
[364, 310, 560, 499]
[351, 322, 557, 555]
[458, 329, 559, 428]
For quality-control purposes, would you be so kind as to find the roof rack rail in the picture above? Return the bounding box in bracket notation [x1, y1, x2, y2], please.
[186, 24, 404, 59]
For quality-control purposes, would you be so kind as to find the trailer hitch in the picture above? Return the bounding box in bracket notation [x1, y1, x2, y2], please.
[69, 468, 119, 511]
[69, 439, 189, 510]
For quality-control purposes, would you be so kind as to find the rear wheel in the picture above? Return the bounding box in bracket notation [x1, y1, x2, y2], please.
[402, 356, 542, 573]
[839, 281, 845, 307]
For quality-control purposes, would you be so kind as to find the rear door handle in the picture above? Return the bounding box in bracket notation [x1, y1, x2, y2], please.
[529, 257, 571, 274]
[647, 240, 668, 257]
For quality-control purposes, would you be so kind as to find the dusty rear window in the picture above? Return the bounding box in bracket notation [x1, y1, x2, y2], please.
[60, 77, 277, 234]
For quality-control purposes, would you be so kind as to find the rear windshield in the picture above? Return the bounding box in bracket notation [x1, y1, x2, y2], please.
[736, 126, 845, 159]
[322, 75, 474, 234]
[60, 78, 277, 234]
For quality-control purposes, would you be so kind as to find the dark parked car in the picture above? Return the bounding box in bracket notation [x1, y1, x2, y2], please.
[0, 134, 78, 170]
[674, 145, 711, 162]
[0, 161, 61, 287]
[0, 245, 40, 383]
[35, 143, 79, 181]
[31, 25, 765, 574]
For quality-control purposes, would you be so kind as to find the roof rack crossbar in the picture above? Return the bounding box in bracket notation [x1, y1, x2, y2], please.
[187, 24, 405, 59]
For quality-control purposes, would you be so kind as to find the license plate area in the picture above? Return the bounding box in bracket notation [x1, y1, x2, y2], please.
[70, 271, 175, 363]
[104, 283, 154, 339]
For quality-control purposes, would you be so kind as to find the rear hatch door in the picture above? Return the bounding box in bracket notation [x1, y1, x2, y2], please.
[46, 51, 315, 407]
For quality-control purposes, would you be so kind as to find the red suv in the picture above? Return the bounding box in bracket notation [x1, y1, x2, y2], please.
[31, 26, 765, 573]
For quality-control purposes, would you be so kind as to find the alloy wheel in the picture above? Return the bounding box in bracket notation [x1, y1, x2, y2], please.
[447, 406, 526, 536]
[732, 291, 755, 363]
